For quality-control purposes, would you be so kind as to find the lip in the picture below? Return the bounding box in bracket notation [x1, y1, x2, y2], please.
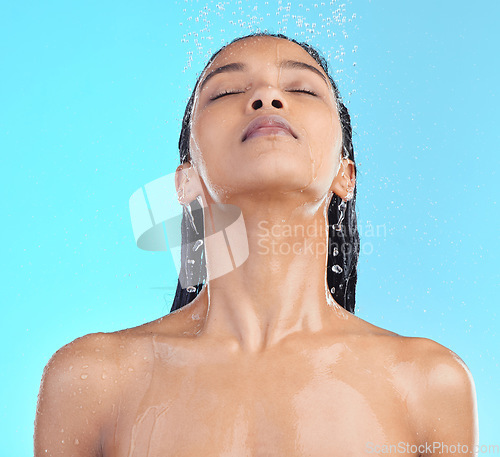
[242, 115, 297, 142]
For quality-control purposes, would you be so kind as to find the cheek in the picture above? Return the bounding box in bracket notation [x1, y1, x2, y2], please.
[189, 111, 234, 194]
[190, 111, 219, 164]
[191, 107, 234, 156]
[307, 109, 343, 168]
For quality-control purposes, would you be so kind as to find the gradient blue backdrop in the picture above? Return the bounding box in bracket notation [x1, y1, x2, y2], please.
[1, 1, 498, 454]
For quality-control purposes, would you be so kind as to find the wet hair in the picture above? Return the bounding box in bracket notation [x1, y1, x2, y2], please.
[170, 32, 360, 314]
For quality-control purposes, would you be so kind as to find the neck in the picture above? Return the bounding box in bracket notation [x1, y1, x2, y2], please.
[196, 192, 347, 353]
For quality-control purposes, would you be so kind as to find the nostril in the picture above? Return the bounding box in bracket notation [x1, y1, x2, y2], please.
[251, 99, 283, 110]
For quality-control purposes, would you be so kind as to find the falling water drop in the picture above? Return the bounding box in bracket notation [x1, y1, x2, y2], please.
[333, 200, 347, 231]
[193, 239, 204, 251]
[183, 203, 199, 235]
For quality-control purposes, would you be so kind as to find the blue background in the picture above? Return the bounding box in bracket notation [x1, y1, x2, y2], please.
[1, 0, 498, 454]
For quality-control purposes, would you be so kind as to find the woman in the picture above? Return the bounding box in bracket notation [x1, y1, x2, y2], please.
[35, 33, 478, 456]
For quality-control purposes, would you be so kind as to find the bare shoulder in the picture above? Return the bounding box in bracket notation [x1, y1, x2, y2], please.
[40, 331, 124, 387]
[347, 314, 478, 446]
[399, 336, 475, 395]
[407, 337, 478, 445]
[405, 336, 476, 402]
[361, 316, 475, 392]
[35, 331, 133, 456]
[407, 336, 472, 371]
[347, 313, 473, 381]
[346, 314, 475, 407]
[380, 333, 477, 445]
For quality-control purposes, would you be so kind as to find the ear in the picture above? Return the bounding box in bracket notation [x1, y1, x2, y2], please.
[175, 162, 204, 205]
[330, 158, 356, 201]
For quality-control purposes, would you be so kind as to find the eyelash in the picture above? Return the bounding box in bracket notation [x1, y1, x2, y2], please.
[209, 88, 318, 101]
[210, 90, 244, 100]
[287, 89, 318, 96]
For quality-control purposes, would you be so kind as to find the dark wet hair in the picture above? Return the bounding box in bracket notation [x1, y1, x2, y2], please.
[170, 32, 360, 314]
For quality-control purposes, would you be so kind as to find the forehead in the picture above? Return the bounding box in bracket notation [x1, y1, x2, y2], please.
[203, 36, 327, 77]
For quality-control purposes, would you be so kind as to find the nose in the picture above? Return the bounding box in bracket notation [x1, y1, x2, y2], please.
[246, 84, 285, 112]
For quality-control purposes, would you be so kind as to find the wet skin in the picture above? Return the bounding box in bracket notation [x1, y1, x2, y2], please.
[34, 297, 477, 456]
[34, 36, 477, 456]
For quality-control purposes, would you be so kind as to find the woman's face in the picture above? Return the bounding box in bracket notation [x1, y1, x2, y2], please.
[189, 36, 343, 204]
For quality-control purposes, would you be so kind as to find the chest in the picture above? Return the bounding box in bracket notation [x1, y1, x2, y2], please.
[104, 355, 419, 457]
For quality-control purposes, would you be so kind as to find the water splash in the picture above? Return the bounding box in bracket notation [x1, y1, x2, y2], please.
[177, 0, 358, 100]
[193, 239, 204, 251]
[333, 200, 347, 231]
[183, 202, 199, 235]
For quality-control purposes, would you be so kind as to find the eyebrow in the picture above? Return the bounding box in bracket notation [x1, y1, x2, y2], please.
[198, 60, 330, 91]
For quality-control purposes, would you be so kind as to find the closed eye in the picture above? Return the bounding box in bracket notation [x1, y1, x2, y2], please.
[210, 88, 318, 101]
[210, 90, 244, 101]
[287, 89, 318, 96]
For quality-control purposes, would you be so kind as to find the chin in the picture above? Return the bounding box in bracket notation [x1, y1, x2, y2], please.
[232, 162, 314, 193]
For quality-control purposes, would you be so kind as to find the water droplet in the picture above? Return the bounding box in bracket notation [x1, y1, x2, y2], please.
[332, 265, 343, 274]
[101, 372, 107, 380]
[332, 246, 339, 256]
[74, 438, 80, 445]
[82, 365, 89, 369]
[193, 239, 204, 251]
[330, 287, 335, 294]
[80, 374, 88, 380]
[183, 203, 199, 234]
[128, 367, 134, 372]
[186, 286, 196, 293]
[192, 313, 200, 320]
[333, 200, 347, 231]
[187, 259, 195, 264]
